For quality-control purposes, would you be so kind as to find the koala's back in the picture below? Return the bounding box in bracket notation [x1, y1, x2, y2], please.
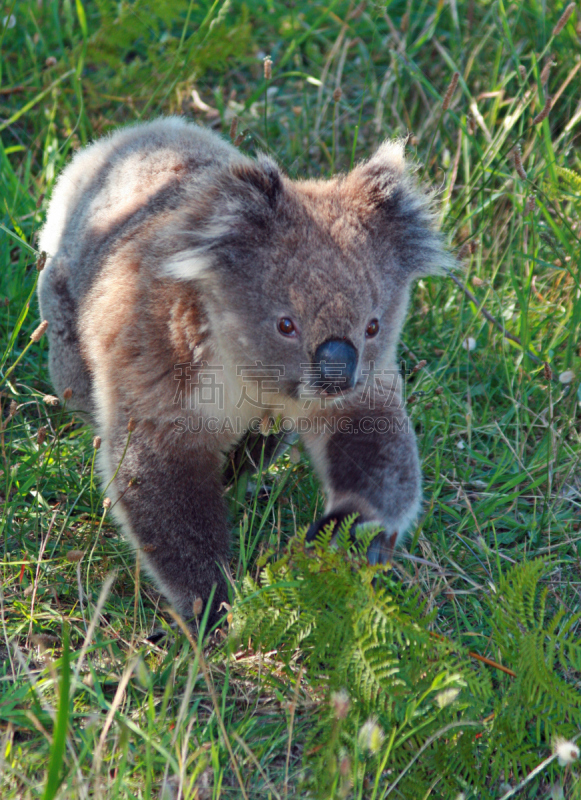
[39, 117, 239, 299]
[37, 118, 242, 414]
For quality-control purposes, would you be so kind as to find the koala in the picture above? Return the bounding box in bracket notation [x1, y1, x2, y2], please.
[37, 117, 452, 625]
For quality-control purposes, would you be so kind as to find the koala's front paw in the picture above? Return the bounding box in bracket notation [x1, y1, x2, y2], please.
[305, 508, 363, 543]
[366, 530, 398, 565]
[306, 509, 395, 565]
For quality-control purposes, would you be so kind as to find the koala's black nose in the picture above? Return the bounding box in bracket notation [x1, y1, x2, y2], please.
[313, 339, 358, 394]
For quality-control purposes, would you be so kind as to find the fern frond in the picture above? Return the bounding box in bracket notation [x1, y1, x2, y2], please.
[557, 165, 581, 192]
[233, 543, 580, 797]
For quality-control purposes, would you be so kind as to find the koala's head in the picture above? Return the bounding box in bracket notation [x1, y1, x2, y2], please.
[165, 141, 453, 403]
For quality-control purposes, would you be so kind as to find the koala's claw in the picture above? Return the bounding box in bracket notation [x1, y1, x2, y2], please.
[366, 530, 398, 565]
[305, 509, 361, 543]
[306, 511, 396, 565]
[146, 628, 169, 645]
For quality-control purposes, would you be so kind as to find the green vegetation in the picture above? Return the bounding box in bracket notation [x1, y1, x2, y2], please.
[1, 0, 580, 797]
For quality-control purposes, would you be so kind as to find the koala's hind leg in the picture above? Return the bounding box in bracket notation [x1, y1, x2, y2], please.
[37, 263, 93, 417]
[103, 421, 231, 626]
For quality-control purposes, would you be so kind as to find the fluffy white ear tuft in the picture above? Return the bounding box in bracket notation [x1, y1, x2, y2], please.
[164, 251, 214, 282]
[347, 139, 455, 277]
[366, 139, 406, 177]
[354, 139, 407, 202]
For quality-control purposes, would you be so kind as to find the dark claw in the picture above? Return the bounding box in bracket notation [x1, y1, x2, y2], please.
[146, 628, 168, 645]
[366, 531, 397, 565]
[306, 509, 361, 542]
[307, 510, 397, 566]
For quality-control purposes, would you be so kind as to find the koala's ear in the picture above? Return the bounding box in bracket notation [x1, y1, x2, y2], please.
[163, 154, 284, 282]
[354, 140, 406, 206]
[229, 154, 283, 210]
[348, 140, 454, 277]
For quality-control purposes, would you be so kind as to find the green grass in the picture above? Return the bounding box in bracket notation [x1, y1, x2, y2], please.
[1, 0, 581, 797]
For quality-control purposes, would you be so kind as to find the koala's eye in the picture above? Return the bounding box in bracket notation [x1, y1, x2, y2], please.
[366, 319, 380, 338]
[278, 317, 296, 336]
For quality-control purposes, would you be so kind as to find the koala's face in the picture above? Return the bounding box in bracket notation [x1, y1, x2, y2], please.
[211, 190, 409, 403]
[168, 143, 451, 406]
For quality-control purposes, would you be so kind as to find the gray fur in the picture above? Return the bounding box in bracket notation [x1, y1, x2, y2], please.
[38, 117, 452, 623]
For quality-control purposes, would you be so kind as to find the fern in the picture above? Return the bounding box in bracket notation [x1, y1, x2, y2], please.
[234, 529, 488, 796]
[557, 166, 581, 192]
[233, 539, 581, 798]
[483, 559, 581, 778]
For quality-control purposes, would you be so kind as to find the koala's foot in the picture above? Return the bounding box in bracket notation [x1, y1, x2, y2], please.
[305, 509, 361, 542]
[366, 530, 398, 565]
[306, 510, 395, 565]
[146, 628, 168, 645]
